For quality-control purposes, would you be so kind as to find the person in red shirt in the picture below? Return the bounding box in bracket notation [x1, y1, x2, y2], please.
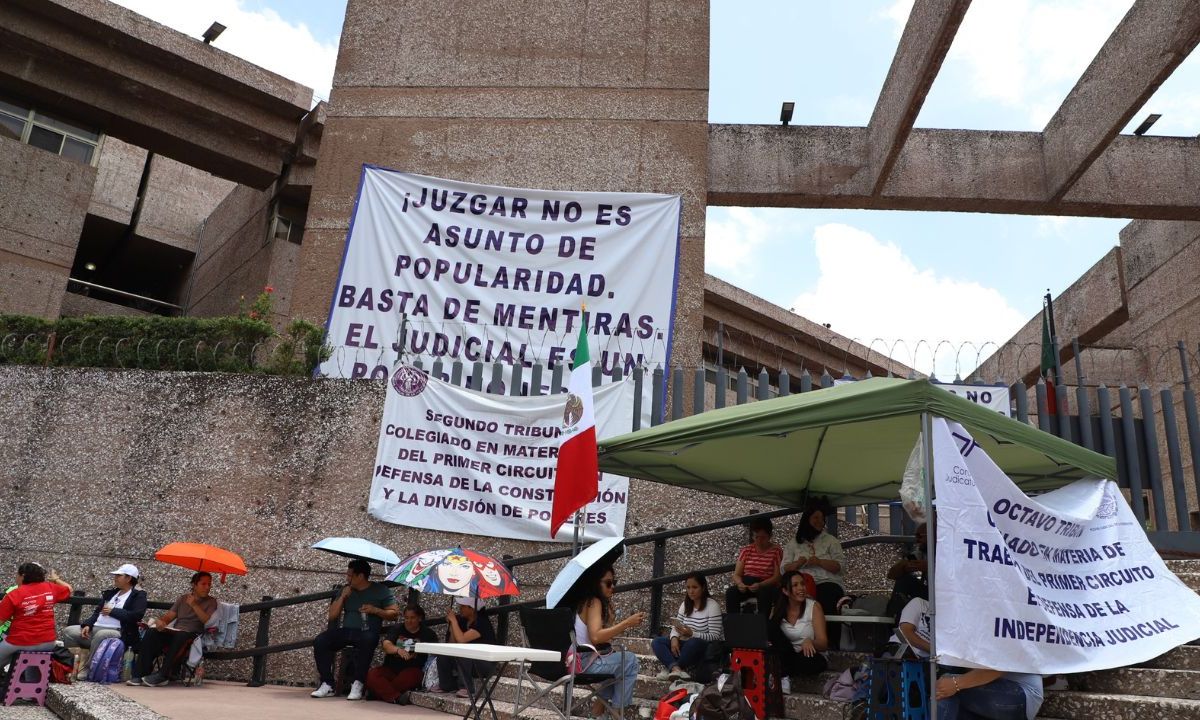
[726, 517, 784, 616]
[0, 561, 72, 671]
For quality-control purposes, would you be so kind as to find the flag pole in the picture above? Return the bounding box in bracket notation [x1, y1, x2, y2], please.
[1046, 290, 1063, 386]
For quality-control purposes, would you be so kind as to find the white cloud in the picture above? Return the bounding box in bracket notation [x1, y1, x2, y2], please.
[704, 208, 779, 283]
[110, 0, 337, 102]
[891, 0, 1132, 127]
[791, 224, 1026, 379]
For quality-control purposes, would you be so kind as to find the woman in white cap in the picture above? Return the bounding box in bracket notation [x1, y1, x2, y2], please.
[62, 563, 147, 655]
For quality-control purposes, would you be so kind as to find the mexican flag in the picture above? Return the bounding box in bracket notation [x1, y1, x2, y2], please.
[1041, 298, 1058, 415]
[550, 318, 599, 539]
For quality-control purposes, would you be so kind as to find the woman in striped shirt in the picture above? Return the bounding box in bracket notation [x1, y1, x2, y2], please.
[651, 574, 723, 680]
[725, 517, 784, 616]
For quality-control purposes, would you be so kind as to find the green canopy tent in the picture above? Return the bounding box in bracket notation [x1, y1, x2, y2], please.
[598, 377, 1116, 508]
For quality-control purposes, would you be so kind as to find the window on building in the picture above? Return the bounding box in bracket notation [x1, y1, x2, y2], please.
[0, 94, 101, 165]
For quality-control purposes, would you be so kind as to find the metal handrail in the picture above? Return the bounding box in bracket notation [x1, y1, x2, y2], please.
[59, 521, 915, 685]
[66, 277, 181, 311]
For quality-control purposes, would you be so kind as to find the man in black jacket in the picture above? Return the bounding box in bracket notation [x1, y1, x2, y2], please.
[62, 563, 147, 652]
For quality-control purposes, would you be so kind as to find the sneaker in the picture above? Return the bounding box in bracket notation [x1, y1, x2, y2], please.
[656, 669, 671, 681]
[311, 682, 335, 698]
[667, 667, 682, 681]
[142, 673, 168, 687]
[126, 678, 142, 686]
[1044, 676, 1069, 691]
[428, 684, 447, 694]
[347, 680, 365, 701]
[456, 687, 471, 698]
[395, 691, 412, 705]
[676, 670, 691, 681]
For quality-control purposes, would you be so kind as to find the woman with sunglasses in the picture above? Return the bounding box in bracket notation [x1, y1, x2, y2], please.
[571, 565, 643, 714]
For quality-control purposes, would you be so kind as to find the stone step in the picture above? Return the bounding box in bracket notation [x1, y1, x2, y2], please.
[1139, 644, 1200, 670]
[1072, 667, 1200, 700]
[1040, 690, 1200, 720]
[1175, 572, 1200, 591]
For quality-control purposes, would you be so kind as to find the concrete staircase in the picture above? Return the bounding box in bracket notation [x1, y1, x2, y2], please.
[408, 559, 1200, 720]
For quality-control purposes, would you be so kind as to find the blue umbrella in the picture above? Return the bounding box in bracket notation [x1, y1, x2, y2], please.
[545, 536, 625, 609]
[311, 537, 401, 570]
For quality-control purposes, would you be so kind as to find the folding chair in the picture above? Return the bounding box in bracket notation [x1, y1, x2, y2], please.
[514, 607, 623, 720]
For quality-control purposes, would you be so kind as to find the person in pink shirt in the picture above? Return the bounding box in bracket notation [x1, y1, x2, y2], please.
[0, 562, 72, 671]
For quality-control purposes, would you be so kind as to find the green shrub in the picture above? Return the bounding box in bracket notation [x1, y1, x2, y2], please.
[0, 309, 331, 376]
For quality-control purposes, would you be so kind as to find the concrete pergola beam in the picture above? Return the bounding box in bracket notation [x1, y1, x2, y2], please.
[1042, 0, 1200, 201]
[864, 0, 971, 195]
[708, 124, 1200, 220]
[0, 0, 314, 189]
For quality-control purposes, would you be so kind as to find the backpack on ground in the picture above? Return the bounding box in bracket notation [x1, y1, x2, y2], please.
[655, 687, 692, 720]
[86, 637, 125, 684]
[690, 673, 755, 720]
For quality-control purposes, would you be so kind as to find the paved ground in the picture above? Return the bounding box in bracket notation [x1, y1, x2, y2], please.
[111, 681, 456, 720]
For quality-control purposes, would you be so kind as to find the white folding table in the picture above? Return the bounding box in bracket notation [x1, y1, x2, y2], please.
[825, 614, 896, 651]
[416, 642, 559, 720]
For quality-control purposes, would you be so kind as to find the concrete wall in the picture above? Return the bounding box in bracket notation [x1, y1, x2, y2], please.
[0, 366, 900, 684]
[293, 0, 711, 377]
[89, 137, 145, 226]
[974, 218, 1200, 529]
[0, 135, 96, 318]
[186, 184, 299, 323]
[135, 154, 236, 253]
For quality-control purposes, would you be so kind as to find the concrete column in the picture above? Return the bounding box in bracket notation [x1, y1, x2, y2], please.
[293, 0, 709, 374]
[0, 136, 96, 318]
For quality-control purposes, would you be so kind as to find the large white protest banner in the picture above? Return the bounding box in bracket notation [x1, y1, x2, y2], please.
[321, 167, 681, 383]
[933, 418, 1200, 673]
[369, 366, 634, 542]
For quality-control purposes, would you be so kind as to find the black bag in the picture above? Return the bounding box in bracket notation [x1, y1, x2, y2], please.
[691, 673, 755, 720]
[690, 640, 728, 684]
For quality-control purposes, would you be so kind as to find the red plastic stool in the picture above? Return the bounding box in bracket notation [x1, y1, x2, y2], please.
[730, 648, 783, 719]
[3, 651, 52, 706]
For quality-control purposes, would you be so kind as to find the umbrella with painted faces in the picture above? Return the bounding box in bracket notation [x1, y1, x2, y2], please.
[311, 537, 401, 571]
[545, 536, 625, 609]
[385, 547, 519, 599]
[154, 542, 247, 583]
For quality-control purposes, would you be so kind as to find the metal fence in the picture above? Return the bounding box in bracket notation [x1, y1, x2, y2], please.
[400, 338, 1200, 556]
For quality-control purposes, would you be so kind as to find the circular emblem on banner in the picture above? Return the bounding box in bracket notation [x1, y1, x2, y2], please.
[563, 393, 584, 428]
[1096, 488, 1118, 519]
[391, 366, 428, 397]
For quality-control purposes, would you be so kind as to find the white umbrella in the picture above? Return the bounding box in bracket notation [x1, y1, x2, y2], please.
[545, 536, 625, 609]
[311, 537, 401, 570]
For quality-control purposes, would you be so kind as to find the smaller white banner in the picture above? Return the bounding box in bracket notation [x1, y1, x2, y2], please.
[369, 367, 633, 542]
[932, 382, 1012, 416]
[933, 417, 1200, 673]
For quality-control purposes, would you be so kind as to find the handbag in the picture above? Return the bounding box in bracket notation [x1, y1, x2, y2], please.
[565, 642, 612, 674]
[422, 655, 439, 690]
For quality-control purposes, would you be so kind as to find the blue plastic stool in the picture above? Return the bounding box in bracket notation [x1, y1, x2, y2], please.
[867, 657, 928, 720]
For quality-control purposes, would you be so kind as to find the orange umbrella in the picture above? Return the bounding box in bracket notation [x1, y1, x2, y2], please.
[154, 542, 247, 583]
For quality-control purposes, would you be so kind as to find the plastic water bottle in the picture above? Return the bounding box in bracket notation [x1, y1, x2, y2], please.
[360, 610, 368, 628]
[122, 652, 134, 682]
[404, 639, 416, 652]
[780, 676, 791, 695]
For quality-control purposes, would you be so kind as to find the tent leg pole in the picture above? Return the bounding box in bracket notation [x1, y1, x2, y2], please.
[572, 510, 583, 557]
[921, 411, 938, 720]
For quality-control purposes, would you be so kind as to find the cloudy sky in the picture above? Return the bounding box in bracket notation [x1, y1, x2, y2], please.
[111, 0, 1197, 377]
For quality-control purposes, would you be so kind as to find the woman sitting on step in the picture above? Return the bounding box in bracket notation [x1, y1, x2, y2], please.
[769, 571, 828, 687]
[934, 666, 1044, 720]
[0, 562, 72, 672]
[651, 573, 723, 681]
[572, 564, 644, 715]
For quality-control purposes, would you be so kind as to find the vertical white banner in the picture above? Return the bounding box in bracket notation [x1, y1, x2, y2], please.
[933, 418, 1200, 672]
